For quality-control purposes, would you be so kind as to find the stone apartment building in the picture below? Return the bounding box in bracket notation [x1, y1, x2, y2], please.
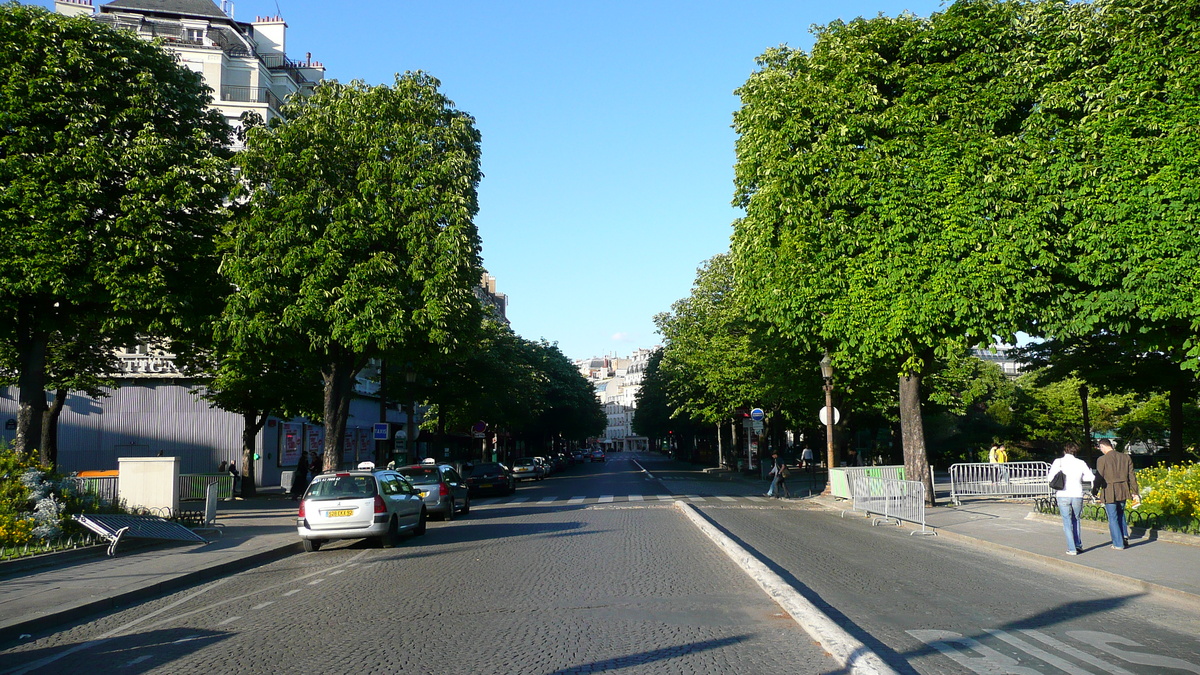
[579, 348, 656, 452]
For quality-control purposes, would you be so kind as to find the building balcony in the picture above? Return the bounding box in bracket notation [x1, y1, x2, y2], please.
[220, 85, 282, 111]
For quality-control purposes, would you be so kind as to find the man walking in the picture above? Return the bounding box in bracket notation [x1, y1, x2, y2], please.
[1095, 439, 1140, 549]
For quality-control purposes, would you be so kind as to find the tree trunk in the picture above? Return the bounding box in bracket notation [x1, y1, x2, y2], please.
[14, 299, 49, 459]
[40, 389, 68, 467]
[716, 421, 724, 468]
[1168, 385, 1185, 464]
[899, 372, 935, 506]
[1079, 383, 1092, 460]
[241, 410, 267, 498]
[322, 356, 358, 472]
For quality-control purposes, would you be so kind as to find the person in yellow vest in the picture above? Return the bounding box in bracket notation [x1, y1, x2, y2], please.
[995, 445, 1008, 463]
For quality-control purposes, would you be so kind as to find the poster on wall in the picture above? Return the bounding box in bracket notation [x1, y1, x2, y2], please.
[342, 429, 356, 464]
[357, 429, 373, 464]
[280, 422, 303, 467]
[305, 425, 325, 460]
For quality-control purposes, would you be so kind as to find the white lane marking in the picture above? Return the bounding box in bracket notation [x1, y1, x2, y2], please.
[508, 497, 530, 503]
[329, 569, 345, 575]
[282, 589, 303, 597]
[986, 629, 1095, 674]
[656, 495, 675, 501]
[1020, 630, 1134, 675]
[567, 496, 586, 504]
[122, 656, 154, 668]
[1069, 630, 1200, 673]
[679, 501, 897, 675]
[307, 578, 324, 585]
[628, 494, 644, 501]
[171, 635, 208, 644]
[715, 496, 736, 502]
[685, 495, 706, 502]
[746, 496, 768, 502]
[0, 579, 234, 675]
[908, 630, 1043, 674]
[217, 617, 241, 626]
[251, 602, 274, 610]
[598, 495, 614, 503]
[539, 496, 558, 503]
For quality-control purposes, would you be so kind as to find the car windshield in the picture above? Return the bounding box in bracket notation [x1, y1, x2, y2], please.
[396, 466, 441, 485]
[305, 475, 377, 500]
[468, 463, 503, 475]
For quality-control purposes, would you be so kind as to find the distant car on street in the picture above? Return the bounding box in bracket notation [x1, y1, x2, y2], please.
[590, 450, 606, 463]
[512, 457, 544, 481]
[464, 462, 516, 496]
[396, 461, 471, 521]
[297, 467, 427, 552]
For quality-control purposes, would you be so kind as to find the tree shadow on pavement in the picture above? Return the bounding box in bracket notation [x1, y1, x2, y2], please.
[543, 634, 752, 675]
[0, 627, 230, 674]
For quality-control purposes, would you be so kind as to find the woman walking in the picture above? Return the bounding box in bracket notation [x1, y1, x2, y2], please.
[1095, 439, 1140, 549]
[1048, 441, 1095, 556]
[291, 451, 310, 501]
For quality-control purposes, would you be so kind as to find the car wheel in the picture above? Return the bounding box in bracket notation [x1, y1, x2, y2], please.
[302, 538, 323, 553]
[460, 495, 470, 516]
[442, 498, 455, 521]
[413, 507, 427, 536]
[381, 516, 400, 548]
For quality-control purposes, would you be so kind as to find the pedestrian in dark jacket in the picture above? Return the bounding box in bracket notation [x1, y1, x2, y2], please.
[1095, 439, 1140, 549]
[291, 451, 310, 501]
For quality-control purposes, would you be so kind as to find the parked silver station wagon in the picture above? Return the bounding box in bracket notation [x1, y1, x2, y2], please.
[297, 465, 427, 551]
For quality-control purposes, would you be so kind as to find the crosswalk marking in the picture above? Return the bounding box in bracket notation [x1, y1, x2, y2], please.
[656, 495, 675, 501]
[715, 496, 736, 502]
[628, 494, 644, 501]
[508, 497, 530, 503]
[746, 496, 768, 502]
[567, 496, 586, 504]
[685, 495, 706, 502]
[539, 496, 557, 503]
[598, 495, 614, 503]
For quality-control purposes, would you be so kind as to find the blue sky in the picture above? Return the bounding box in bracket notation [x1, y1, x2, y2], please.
[37, 0, 949, 361]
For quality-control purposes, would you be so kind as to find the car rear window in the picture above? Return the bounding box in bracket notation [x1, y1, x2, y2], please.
[397, 467, 440, 484]
[468, 463, 503, 475]
[306, 475, 377, 499]
[514, 459, 536, 467]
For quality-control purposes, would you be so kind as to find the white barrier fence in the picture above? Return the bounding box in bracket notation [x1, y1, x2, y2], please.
[828, 465, 907, 500]
[948, 462, 1052, 505]
[847, 476, 936, 535]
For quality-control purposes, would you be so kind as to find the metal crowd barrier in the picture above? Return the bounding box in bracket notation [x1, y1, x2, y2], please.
[80, 473, 233, 504]
[178, 473, 234, 501]
[828, 465, 907, 500]
[949, 462, 1052, 505]
[848, 476, 936, 535]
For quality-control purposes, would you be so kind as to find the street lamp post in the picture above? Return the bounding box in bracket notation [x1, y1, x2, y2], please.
[820, 352, 835, 494]
[403, 364, 417, 463]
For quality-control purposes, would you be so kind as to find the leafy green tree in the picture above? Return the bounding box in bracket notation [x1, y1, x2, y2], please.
[632, 348, 670, 444]
[731, 2, 1045, 500]
[0, 5, 233, 460]
[225, 73, 485, 471]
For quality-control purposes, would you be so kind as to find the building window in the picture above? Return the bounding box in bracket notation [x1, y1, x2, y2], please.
[186, 28, 204, 42]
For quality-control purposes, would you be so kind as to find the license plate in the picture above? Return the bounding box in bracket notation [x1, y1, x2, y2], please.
[479, 483, 493, 488]
[327, 509, 353, 517]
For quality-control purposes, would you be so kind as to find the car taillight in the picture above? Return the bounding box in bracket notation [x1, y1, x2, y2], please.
[374, 495, 387, 514]
[439, 483, 450, 497]
[298, 501, 306, 517]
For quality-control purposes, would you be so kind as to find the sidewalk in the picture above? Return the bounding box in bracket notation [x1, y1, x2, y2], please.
[675, 458, 1200, 604]
[0, 491, 300, 645]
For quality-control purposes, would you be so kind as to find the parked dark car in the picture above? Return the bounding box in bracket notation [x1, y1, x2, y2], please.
[590, 449, 606, 462]
[464, 462, 516, 496]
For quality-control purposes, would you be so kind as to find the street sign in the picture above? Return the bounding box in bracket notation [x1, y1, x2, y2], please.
[373, 423, 390, 440]
[750, 407, 765, 421]
[818, 407, 841, 426]
[751, 420, 764, 433]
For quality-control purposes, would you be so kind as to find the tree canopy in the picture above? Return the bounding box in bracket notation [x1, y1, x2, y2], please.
[224, 73, 485, 470]
[0, 4, 233, 461]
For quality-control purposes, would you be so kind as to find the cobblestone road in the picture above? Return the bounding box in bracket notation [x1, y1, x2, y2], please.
[0, 501, 838, 675]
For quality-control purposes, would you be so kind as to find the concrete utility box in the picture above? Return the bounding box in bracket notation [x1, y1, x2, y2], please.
[118, 456, 181, 514]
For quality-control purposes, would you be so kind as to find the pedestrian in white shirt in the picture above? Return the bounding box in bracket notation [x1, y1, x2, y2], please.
[1048, 441, 1095, 555]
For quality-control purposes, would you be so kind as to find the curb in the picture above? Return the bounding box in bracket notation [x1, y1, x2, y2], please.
[674, 500, 899, 675]
[0, 540, 301, 646]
